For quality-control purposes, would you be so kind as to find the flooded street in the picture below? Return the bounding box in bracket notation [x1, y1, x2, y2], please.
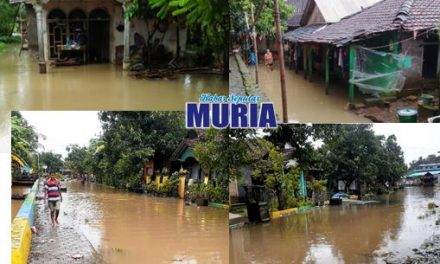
[53, 181, 228, 263]
[11, 186, 31, 221]
[255, 65, 368, 123]
[0, 45, 227, 111]
[230, 186, 440, 264]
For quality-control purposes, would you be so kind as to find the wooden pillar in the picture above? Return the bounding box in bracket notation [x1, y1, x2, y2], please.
[295, 44, 299, 74]
[349, 45, 356, 103]
[303, 44, 307, 79]
[35, 4, 46, 73]
[307, 46, 313, 81]
[122, 4, 131, 70]
[325, 46, 330, 95]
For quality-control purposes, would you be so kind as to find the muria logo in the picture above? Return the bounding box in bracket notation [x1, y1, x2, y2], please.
[186, 103, 278, 129]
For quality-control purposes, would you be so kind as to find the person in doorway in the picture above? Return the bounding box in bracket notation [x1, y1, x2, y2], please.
[44, 172, 63, 227]
[264, 49, 274, 71]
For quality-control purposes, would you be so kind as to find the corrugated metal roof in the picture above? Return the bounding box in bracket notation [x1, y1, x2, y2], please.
[287, 0, 311, 27]
[407, 170, 440, 177]
[314, 0, 383, 23]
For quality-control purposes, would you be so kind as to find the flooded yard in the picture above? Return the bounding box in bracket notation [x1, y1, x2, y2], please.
[0, 45, 227, 111]
[230, 186, 440, 264]
[48, 181, 228, 263]
[255, 65, 369, 123]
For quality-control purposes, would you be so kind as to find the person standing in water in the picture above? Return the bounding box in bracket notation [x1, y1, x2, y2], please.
[44, 172, 63, 227]
[264, 49, 274, 71]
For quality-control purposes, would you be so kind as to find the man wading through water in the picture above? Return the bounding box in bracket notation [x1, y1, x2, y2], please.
[44, 172, 63, 227]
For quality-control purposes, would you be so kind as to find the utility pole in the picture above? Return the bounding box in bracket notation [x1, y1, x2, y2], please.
[274, 0, 288, 123]
[250, 3, 259, 84]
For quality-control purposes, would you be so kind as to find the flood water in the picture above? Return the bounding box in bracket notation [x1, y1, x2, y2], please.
[59, 181, 228, 263]
[255, 65, 369, 123]
[230, 186, 440, 264]
[11, 185, 31, 221]
[0, 45, 227, 111]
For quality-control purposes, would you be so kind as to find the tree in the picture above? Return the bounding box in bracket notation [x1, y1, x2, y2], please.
[264, 124, 315, 169]
[39, 151, 63, 173]
[11, 111, 39, 165]
[125, 0, 229, 75]
[0, 0, 19, 36]
[193, 128, 253, 202]
[64, 144, 88, 176]
[252, 139, 301, 210]
[231, 0, 293, 38]
[93, 111, 187, 187]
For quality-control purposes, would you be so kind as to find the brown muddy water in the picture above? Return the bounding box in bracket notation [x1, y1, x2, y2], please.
[0, 45, 227, 111]
[230, 185, 440, 264]
[11, 186, 31, 221]
[58, 181, 228, 263]
[254, 65, 369, 123]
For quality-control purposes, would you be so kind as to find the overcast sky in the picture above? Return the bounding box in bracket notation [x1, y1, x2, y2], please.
[18, 112, 440, 164]
[21, 111, 101, 158]
[372, 123, 440, 164]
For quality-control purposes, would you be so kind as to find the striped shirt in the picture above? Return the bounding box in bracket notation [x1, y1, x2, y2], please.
[45, 179, 61, 201]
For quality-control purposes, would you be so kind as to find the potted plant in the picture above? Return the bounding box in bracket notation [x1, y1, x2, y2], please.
[189, 183, 208, 206]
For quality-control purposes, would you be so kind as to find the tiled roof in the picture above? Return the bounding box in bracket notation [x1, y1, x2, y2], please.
[284, 0, 440, 46]
[287, 0, 310, 27]
[284, 24, 328, 42]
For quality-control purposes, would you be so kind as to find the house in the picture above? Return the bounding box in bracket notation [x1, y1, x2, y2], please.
[284, 0, 440, 101]
[16, 0, 187, 73]
[405, 162, 440, 185]
[170, 130, 207, 184]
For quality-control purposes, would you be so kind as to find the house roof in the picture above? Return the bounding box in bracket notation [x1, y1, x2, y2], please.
[313, 0, 382, 23]
[284, 24, 328, 42]
[287, 0, 310, 27]
[284, 0, 440, 46]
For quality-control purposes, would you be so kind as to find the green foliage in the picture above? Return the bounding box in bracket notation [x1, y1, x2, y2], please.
[0, 0, 18, 36]
[125, 0, 228, 72]
[188, 182, 207, 200]
[193, 128, 251, 201]
[231, 0, 294, 37]
[82, 111, 186, 188]
[312, 125, 406, 197]
[64, 144, 88, 176]
[0, 35, 20, 43]
[39, 151, 64, 173]
[11, 111, 39, 166]
[252, 139, 301, 211]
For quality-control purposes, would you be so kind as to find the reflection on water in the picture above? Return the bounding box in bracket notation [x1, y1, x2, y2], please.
[11, 186, 31, 221]
[60, 181, 227, 263]
[0, 45, 227, 111]
[256, 65, 368, 123]
[230, 186, 440, 264]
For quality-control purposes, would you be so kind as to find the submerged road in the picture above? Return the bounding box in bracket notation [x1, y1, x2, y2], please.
[254, 64, 369, 123]
[29, 180, 228, 264]
[230, 185, 440, 264]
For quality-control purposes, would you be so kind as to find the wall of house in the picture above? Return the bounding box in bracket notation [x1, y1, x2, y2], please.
[25, 4, 37, 49]
[305, 5, 325, 25]
[31, 0, 185, 63]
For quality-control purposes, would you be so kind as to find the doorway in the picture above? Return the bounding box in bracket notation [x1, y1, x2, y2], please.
[88, 8, 110, 63]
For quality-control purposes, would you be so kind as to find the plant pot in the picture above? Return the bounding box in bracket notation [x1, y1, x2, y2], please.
[421, 94, 434, 105]
[196, 198, 208, 206]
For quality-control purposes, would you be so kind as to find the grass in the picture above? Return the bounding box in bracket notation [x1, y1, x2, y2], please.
[0, 35, 21, 52]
